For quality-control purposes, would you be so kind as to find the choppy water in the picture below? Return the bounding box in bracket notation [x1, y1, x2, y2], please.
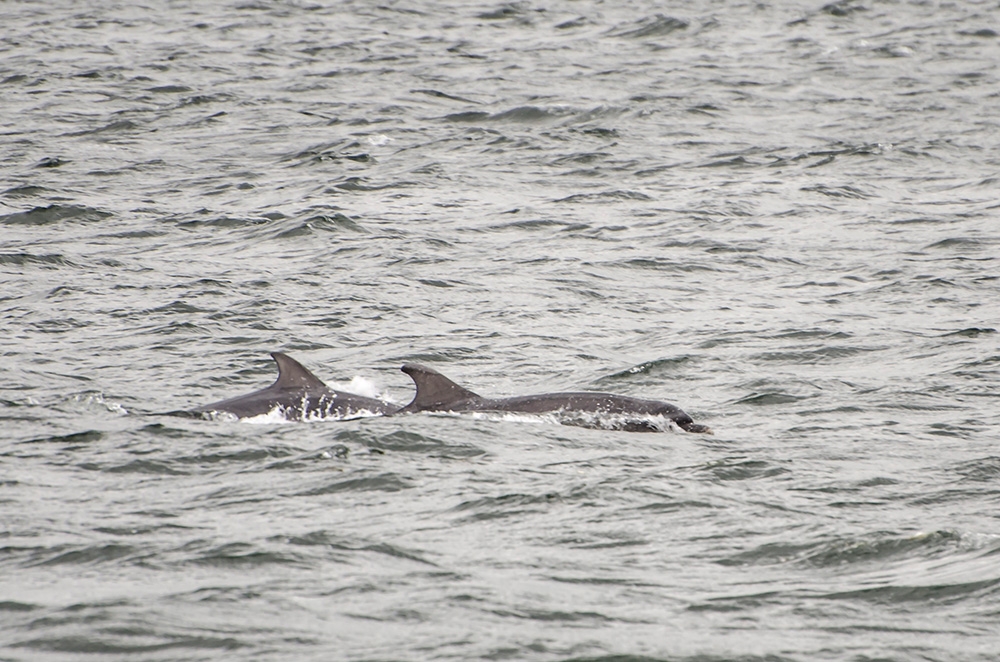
[3, 1, 1000, 660]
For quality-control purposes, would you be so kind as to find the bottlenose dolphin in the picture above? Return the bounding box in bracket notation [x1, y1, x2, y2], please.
[396, 363, 711, 433]
[190, 352, 396, 420]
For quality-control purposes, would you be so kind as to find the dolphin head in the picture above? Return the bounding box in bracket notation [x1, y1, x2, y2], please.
[672, 412, 712, 434]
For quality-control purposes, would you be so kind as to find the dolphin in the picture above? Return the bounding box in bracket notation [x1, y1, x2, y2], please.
[189, 352, 396, 420]
[395, 363, 711, 433]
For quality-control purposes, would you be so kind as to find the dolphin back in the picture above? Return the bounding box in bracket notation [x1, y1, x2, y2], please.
[269, 352, 328, 390]
[397, 363, 482, 413]
[190, 352, 395, 420]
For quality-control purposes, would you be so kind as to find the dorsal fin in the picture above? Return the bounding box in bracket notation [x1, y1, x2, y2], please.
[270, 352, 328, 390]
[399, 363, 481, 412]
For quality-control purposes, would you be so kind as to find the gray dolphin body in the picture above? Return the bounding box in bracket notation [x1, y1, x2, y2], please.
[191, 352, 396, 420]
[396, 363, 711, 433]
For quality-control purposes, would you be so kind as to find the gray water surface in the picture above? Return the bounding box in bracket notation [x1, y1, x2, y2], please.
[2, 1, 999, 660]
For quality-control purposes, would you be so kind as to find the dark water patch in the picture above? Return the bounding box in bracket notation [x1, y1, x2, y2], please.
[801, 184, 872, 199]
[687, 590, 785, 613]
[779, 139, 859, 158]
[176, 215, 271, 229]
[0, 204, 111, 225]
[607, 14, 688, 39]
[66, 119, 142, 137]
[556, 190, 652, 204]
[2, 185, 53, 198]
[733, 392, 805, 406]
[612, 257, 718, 273]
[188, 542, 306, 569]
[190, 484, 273, 508]
[11, 633, 247, 654]
[941, 327, 995, 338]
[274, 533, 435, 566]
[857, 476, 898, 487]
[273, 213, 366, 238]
[31, 316, 92, 334]
[331, 177, 418, 192]
[334, 428, 485, 458]
[635, 499, 718, 514]
[716, 542, 816, 567]
[568, 536, 648, 551]
[79, 458, 187, 475]
[452, 492, 561, 522]
[950, 456, 1000, 482]
[551, 281, 607, 301]
[790, 405, 868, 420]
[700, 155, 753, 168]
[548, 575, 657, 588]
[696, 459, 790, 482]
[802, 531, 961, 567]
[471, 106, 564, 123]
[282, 139, 376, 166]
[357, 542, 437, 566]
[486, 218, 582, 232]
[924, 237, 989, 251]
[549, 151, 611, 167]
[137, 422, 205, 440]
[909, 487, 1000, 506]
[821, 576, 1000, 604]
[751, 345, 878, 364]
[477, 4, 528, 20]
[411, 88, 481, 104]
[14, 543, 148, 568]
[178, 92, 237, 107]
[186, 585, 264, 603]
[151, 300, 211, 315]
[657, 238, 755, 254]
[562, 657, 794, 662]
[295, 472, 413, 496]
[769, 329, 852, 340]
[821, 0, 868, 17]
[889, 216, 948, 225]
[0, 601, 37, 612]
[959, 28, 999, 38]
[573, 127, 619, 139]
[184, 446, 300, 466]
[22, 429, 103, 445]
[596, 356, 696, 382]
[260, 445, 350, 471]
[344, 608, 431, 623]
[94, 523, 194, 536]
[490, 607, 617, 624]
[147, 84, 192, 93]
[419, 278, 457, 288]
[275, 530, 348, 548]
[442, 110, 491, 122]
[927, 422, 979, 438]
[952, 354, 1000, 380]
[881, 394, 962, 412]
[719, 530, 964, 569]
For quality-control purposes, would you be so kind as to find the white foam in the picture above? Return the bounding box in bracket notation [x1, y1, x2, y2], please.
[329, 376, 388, 401]
[239, 407, 291, 425]
[74, 391, 129, 416]
[427, 409, 681, 432]
[237, 401, 390, 425]
[466, 410, 561, 426]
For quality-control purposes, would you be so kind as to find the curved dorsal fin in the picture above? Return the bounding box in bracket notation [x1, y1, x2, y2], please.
[399, 363, 481, 412]
[270, 352, 327, 390]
